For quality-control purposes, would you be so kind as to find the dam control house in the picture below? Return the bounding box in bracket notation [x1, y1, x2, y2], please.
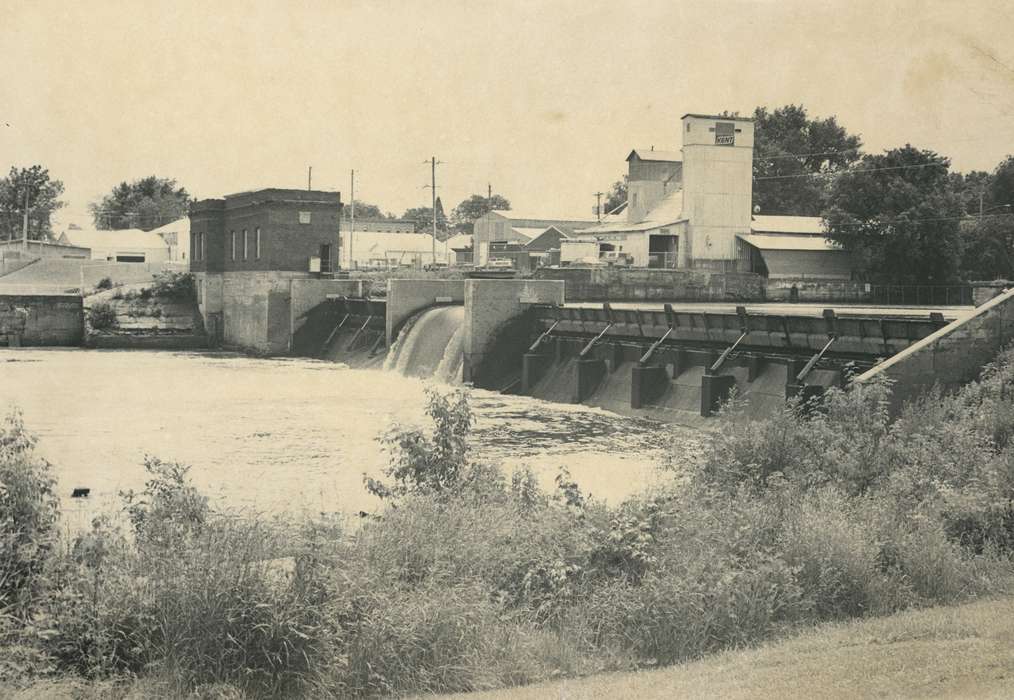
[189, 188, 343, 352]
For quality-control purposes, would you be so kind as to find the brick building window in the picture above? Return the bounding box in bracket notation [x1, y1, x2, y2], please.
[231, 231, 236, 260]
[255, 228, 261, 259]
[243, 229, 248, 260]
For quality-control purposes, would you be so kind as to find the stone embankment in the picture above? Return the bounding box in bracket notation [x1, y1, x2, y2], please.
[84, 284, 207, 349]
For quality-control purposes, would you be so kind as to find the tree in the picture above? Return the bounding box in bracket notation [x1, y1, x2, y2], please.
[823, 145, 964, 284]
[752, 105, 862, 216]
[0, 166, 66, 241]
[602, 176, 627, 215]
[342, 200, 390, 220]
[402, 204, 448, 235]
[949, 170, 993, 216]
[988, 155, 1014, 210]
[451, 193, 510, 224]
[90, 176, 191, 231]
[961, 212, 1014, 280]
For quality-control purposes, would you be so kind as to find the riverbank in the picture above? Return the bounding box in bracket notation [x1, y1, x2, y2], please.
[440, 595, 1014, 700]
[3, 349, 1014, 697]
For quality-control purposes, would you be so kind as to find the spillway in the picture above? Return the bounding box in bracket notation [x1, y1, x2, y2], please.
[385, 305, 465, 383]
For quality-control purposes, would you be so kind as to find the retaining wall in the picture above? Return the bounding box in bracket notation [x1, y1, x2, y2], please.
[855, 287, 1014, 413]
[386, 279, 465, 346]
[0, 294, 83, 346]
[462, 279, 565, 386]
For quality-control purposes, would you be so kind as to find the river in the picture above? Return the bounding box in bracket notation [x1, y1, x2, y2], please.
[0, 348, 705, 530]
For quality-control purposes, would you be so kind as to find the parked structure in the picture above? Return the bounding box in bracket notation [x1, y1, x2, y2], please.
[576, 113, 852, 277]
[58, 228, 170, 263]
[188, 188, 342, 352]
[150, 218, 191, 263]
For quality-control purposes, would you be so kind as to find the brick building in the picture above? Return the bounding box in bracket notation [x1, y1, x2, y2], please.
[189, 188, 343, 352]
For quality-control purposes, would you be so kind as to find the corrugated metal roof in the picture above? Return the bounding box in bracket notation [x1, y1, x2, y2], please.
[627, 149, 682, 163]
[576, 190, 686, 234]
[490, 209, 598, 224]
[737, 233, 842, 251]
[751, 215, 824, 235]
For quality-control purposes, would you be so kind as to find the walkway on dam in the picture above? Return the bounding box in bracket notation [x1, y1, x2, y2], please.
[564, 301, 974, 321]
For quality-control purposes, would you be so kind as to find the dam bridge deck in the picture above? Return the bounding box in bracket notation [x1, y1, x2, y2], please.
[305, 292, 974, 421]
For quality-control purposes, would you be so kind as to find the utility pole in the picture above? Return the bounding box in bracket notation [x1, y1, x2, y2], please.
[424, 157, 442, 266]
[349, 169, 355, 270]
[307, 166, 312, 191]
[22, 185, 29, 253]
[594, 191, 604, 222]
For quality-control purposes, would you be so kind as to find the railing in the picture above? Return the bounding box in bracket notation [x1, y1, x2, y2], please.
[868, 285, 973, 306]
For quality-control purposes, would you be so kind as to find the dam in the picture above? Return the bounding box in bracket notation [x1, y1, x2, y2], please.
[282, 277, 1013, 425]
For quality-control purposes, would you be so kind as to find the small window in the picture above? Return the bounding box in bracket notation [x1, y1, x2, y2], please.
[255, 228, 261, 259]
[243, 229, 248, 260]
[231, 231, 236, 261]
[632, 193, 638, 207]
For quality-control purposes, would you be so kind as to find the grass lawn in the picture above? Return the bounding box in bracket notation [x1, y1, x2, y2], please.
[435, 597, 1014, 700]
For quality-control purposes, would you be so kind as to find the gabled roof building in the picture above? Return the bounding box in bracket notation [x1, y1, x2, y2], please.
[575, 113, 853, 278]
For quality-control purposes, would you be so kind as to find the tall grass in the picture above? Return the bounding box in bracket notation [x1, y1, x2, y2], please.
[3, 359, 1014, 697]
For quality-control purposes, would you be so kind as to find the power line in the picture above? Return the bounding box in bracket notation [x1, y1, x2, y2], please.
[754, 161, 950, 182]
[824, 210, 1013, 229]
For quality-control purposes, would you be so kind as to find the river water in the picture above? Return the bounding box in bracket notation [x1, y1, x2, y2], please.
[0, 349, 705, 529]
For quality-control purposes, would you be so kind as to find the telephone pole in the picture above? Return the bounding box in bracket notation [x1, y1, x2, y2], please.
[307, 166, 312, 191]
[424, 157, 442, 266]
[349, 169, 356, 270]
[594, 191, 605, 222]
[22, 186, 29, 253]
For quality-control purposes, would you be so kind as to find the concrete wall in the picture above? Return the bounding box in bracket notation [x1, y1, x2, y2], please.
[535, 266, 764, 301]
[854, 287, 1014, 412]
[220, 271, 307, 353]
[0, 294, 83, 345]
[462, 279, 565, 384]
[289, 278, 364, 339]
[386, 279, 466, 345]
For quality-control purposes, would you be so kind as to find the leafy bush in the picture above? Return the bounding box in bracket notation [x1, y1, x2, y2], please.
[145, 271, 195, 301]
[0, 410, 59, 615]
[94, 277, 112, 291]
[86, 303, 117, 331]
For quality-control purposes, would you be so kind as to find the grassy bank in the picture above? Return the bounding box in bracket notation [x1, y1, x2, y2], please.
[3, 350, 1014, 697]
[439, 596, 1014, 700]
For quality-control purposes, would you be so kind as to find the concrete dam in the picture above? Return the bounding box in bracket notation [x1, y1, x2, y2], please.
[288, 278, 1014, 424]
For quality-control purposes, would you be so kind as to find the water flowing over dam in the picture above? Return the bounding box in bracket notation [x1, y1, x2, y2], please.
[384, 305, 465, 383]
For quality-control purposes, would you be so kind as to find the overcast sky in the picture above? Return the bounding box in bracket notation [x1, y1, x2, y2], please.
[3, 0, 1013, 227]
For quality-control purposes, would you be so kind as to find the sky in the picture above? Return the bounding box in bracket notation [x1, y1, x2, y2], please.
[2, 0, 1014, 228]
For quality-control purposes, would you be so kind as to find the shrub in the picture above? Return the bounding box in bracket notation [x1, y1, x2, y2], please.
[86, 303, 117, 331]
[147, 271, 195, 301]
[94, 277, 113, 291]
[0, 410, 60, 616]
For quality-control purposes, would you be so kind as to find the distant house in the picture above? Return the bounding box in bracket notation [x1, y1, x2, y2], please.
[58, 228, 170, 263]
[445, 234, 473, 266]
[472, 210, 598, 266]
[149, 218, 190, 263]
